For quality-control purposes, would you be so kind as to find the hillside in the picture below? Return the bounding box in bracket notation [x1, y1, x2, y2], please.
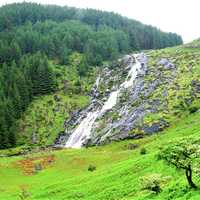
[56, 43, 200, 148]
[0, 2, 182, 149]
[1, 42, 200, 199]
[2, 2, 200, 200]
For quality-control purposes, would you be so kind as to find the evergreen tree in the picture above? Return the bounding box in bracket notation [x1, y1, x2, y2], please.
[78, 56, 89, 77]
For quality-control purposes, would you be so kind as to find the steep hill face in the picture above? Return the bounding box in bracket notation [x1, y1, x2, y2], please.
[58, 44, 200, 147]
[0, 3, 183, 149]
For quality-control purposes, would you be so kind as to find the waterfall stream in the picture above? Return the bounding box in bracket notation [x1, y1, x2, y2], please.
[65, 54, 142, 148]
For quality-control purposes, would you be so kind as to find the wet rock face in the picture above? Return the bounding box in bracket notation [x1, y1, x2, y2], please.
[157, 58, 175, 69]
[142, 120, 169, 135]
[191, 80, 200, 93]
[137, 52, 148, 65]
[56, 53, 176, 147]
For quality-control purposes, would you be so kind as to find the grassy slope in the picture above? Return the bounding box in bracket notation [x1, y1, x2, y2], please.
[142, 46, 200, 126]
[1, 110, 200, 200]
[1, 46, 200, 199]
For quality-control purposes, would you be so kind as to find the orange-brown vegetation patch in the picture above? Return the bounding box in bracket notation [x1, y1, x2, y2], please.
[14, 155, 55, 175]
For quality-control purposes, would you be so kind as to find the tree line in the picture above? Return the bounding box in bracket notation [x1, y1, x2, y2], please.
[0, 3, 183, 54]
[0, 2, 183, 149]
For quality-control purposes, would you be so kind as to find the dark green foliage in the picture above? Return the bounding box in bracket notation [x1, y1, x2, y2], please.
[26, 52, 56, 96]
[140, 148, 147, 155]
[0, 3, 182, 66]
[189, 106, 199, 114]
[0, 53, 55, 149]
[78, 56, 89, 77]
[88, 164, 96, 172]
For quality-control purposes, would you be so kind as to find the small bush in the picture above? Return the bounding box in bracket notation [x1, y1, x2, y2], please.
[0, 146, 30, 157]
[140, 148, 147, 155]
[189, 106, 198, 114]
[88, 165, 96, 172]
[140, 174, 171, 194]
[126, 143, 139, 150]
[19, 188, 31, 200]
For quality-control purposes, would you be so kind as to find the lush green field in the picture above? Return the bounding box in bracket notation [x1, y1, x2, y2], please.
[1, 111, 200, 200]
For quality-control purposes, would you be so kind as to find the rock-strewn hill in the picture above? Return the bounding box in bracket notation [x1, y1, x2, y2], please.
[58, 44, 200, 147]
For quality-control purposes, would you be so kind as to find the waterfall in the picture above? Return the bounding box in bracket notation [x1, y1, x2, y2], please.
[65, 54, 142, 148]
[95, 75, 100, 88]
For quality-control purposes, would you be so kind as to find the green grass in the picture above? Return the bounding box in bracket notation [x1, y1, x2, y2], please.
[1, 111, 200, 200]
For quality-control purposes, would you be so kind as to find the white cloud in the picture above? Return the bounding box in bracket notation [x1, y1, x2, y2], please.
[0, 0, 199, 42]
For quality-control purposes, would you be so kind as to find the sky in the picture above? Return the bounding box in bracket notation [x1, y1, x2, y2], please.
[0, 0, 199, 43]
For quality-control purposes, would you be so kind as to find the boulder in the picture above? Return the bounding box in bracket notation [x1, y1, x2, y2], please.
[126, 143, 139, 150]
[157, 58, 174, 69]
[142, 120, 168, 135]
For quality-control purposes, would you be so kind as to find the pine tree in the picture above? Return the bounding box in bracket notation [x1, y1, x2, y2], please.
[10, 41, 22, 62]
[78, 56, 89, 77]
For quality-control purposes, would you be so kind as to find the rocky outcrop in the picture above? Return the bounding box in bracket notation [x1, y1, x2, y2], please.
[56, 53, 177, 147]
[142, 120, 169, 135]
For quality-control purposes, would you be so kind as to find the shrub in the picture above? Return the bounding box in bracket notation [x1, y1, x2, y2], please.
[140, 148, 147, 155]
[0, 146, 30, 157]
[140, 174, 171, 194]
[189, 106, 198, 114]
[88, 164, 96, 172]
[19, 188, 31, 200]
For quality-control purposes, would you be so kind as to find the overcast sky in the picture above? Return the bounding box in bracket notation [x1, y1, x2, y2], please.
[0, 0, 199, 43]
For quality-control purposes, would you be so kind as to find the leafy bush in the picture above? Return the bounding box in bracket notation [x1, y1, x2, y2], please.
[140, 174, 171, 193]
[19, 188, 31, 200]
[140, 148, 147, 155]
[189, 106, 199, 114]
[0, 146, 31, 157]
[88, 165, 96, 172]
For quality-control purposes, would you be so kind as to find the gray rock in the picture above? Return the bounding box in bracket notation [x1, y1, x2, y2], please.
[142, 120, 168, 135]
[55, 52, 176, 147]
[191, 80, 200, 93]
[32, 132, 37, 144]
[157, 58, 175, 69]
[137, 52, 148, 65]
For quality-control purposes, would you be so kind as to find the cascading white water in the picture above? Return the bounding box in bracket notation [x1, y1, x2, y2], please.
[65, 111, 99, 148]
[95, 75, 101, 88]
[65, 54, 142, 148]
